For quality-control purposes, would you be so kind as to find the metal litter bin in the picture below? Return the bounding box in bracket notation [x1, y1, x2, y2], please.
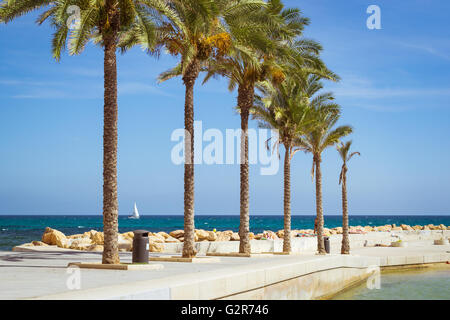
[324, 236, 330, 254]
[132, 230, 150, 263]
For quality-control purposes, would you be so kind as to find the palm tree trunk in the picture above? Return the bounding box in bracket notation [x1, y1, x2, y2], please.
[102, 7, 120, 265]
[341, 167, 350, 254]
[238, 85, 253, 254]
[283, 144, 292, 253]
[182, 61, 200, 258]
[314, 154, 326, 254]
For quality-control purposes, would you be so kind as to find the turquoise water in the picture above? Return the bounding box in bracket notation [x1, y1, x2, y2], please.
[333, 268, 450, 300]
[0, 214, 449, 251]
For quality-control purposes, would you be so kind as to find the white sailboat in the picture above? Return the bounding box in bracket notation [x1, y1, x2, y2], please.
[128, 202, 140, 219]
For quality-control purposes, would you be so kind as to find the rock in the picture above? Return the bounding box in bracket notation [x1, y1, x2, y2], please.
[439, 224, 446, 230]
[335, 227, 343, 234]
[423, 225, 431, 231]
[262, 230, 278, 240]
[148, 235, 165, 243]
[254, 233, 263, 240]
[164, 236, 180, 243]
[364, 226, 374, 232]
[206, 231, 217, 241]
[157, 232, 170, 239]
[32, 241, 48, 246]
[391, 227, 403, 231]
[87, 244, 104, 252]
[149, 242, 164, 252]
[195, 229, 210, 241]
[41, 227, 68, 248]
[216, 231, 231, 242]
[248, 232, 255, 240]
[276, 230, 284, 238]
[412, 225, 423, 231]
[70, 238, 93, 250]
[67, 234, 84, 239]
[83, 230, 98, 239]
[230, 232, 240, 241]
[401, 224, 413, 231]
[118, 234, 133, 251]
[122, 231, 134, 240]
[91, 232, 104, 245]
[170, 230, 184, 239]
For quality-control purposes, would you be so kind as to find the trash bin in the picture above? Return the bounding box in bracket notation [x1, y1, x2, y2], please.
[324, 236, 330, 254]
[132, 230, 150, 263]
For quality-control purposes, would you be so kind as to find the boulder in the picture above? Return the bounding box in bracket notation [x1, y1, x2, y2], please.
[206, 231, 217, 241]
[67, 234, 84, 239]
[170, 230, 185, 239]
[149, 235, 165, 244]
[276, 230, 284, 238]
[157, 232, 170, 239]
[195, 229, 210, 241]
[91, 232, 104, 245]
[164, 236, 180, 243]
[83, 230, 98, 239]
[334, 227, 343, 234]
[118, 234, 133, 251]
[262, 230, 278, 240]
[149, 242, 164, 252]
[32, 241, 48, 246]
[230, 232, 240, 241]
[41, 227, 68, 248]
[391, 227, 403, 231]
[70, 238, 93, 250]
[216, 231, 232, 242]
[254, 233, 263, 240]
[248, 232, 255, 240]
[412, 225, 423, 231]
[439, 224, 447, 230]
[401, 224, 413, 231]
[122, 231, 134, 240]
[364, 226, 374, 232]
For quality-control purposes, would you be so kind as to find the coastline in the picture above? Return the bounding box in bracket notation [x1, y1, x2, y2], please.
[1, 231, 449, 300]
[12, 223, 449, 253]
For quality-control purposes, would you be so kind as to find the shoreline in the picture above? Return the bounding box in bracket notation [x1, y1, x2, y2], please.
[12, 223, 450, 253]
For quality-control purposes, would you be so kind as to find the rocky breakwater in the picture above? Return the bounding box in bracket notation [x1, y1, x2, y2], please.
[13, 223, 450, 252]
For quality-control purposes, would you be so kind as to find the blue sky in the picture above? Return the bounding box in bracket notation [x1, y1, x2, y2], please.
[0, 0, 449, 215]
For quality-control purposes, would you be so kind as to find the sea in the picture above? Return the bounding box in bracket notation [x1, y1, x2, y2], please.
[0, 214, 449, 251]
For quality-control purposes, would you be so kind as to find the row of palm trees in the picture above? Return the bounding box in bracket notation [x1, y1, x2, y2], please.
[0, 0, 359, 262]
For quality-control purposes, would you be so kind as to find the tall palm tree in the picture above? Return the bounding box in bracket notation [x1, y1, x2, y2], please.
[293, 83, 352, 254]
[253, 76, 316, 253]
[155, 0, 267, 258]
[0, 0, 163, 264]
[337, 140, 360, 254]
[202, 0, 324, 254]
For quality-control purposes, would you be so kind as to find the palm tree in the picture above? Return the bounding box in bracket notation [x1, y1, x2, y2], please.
[155, 0, 267, 258]
[337, 141, 360, 254]
[293, 83, 352, 254]
[202, 0, 323, 254]
[253, 76, 316, 253]
[0, 0, 164, 264]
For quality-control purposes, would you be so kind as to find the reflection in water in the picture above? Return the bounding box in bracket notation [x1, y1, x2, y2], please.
[332, 268, 450, 300]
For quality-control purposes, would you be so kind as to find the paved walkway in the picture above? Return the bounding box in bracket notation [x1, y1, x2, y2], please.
[1, 241, 449, 299]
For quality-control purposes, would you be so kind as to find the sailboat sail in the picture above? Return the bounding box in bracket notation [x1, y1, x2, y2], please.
[129, 202, 140, 219]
